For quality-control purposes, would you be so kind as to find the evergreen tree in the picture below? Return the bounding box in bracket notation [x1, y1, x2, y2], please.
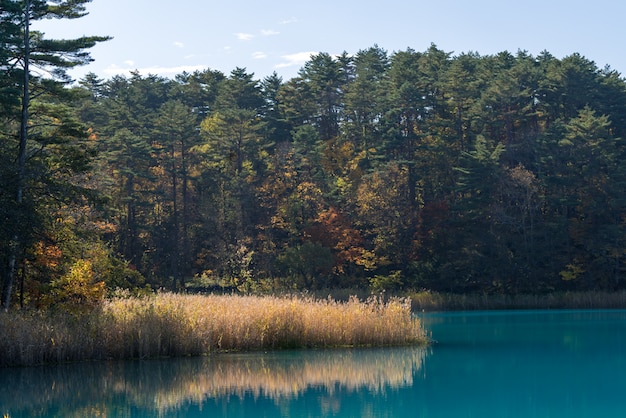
[298, 52, 346, 141]
[153, 100, 199, 289]
[1, 0, 109, 311]
[9, 43, 622, 298]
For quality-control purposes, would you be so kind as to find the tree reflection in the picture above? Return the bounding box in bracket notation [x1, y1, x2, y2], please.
[0, 347, 428, 417]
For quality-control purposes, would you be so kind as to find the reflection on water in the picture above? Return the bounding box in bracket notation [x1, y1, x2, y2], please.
[5, 310, 626, 418]
[0, 347, 427, 418]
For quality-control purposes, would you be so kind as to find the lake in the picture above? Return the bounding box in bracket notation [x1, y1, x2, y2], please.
[2, 309, 625, 417]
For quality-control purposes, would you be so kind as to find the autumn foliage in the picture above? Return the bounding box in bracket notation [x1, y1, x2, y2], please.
[4, 44, 626, 309]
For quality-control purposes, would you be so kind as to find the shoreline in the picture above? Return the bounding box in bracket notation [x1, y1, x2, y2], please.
[409, 290, 626, 312]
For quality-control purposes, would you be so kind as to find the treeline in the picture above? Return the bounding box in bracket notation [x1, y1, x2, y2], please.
[3, 43, 626, 307]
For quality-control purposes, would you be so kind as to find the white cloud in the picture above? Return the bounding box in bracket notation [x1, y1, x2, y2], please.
[123, 60, 134, 66]
[279, 17, 298, 25]
[140, 65, 207, 75]
[261, 29, 280, 36]
[235, 32, 255, 41]
[275, 51, 317, 69]
[173, 41, 185, 48]
[102, 64, 132, 76]
[103, 64, 207, 77]
[252, 51, 268, 59]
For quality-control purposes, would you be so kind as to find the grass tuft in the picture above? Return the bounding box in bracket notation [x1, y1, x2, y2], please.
[0, 293, 426, 367]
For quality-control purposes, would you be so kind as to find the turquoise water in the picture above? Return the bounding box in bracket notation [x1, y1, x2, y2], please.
[2, 310, 626, 417]
[419, 310, 626, 417]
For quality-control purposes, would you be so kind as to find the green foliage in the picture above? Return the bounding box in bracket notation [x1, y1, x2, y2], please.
[100, 256, 147, 293]
[369, 270, 404, 294]
[559, 263, 585, 281]
[6, 40, 626, 309]
[1, 0, 110, 311]
[277, 242, 334, 288]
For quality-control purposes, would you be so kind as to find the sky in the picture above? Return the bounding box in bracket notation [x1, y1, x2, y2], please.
[34, 0, 626, 83]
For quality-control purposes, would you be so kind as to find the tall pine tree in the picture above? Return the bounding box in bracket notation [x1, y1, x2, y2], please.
[0, 0, 109, 311]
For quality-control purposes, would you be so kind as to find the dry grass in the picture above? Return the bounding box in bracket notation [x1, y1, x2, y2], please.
[0, 293, 426, 367]
[411, 290, 626, 311]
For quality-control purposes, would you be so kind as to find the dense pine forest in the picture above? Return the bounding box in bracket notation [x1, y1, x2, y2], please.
[3, 4, 626, 311]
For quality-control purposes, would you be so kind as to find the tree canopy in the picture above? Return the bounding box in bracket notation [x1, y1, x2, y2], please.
[0, 0, 110, 310]
[3, 37, 626, 309]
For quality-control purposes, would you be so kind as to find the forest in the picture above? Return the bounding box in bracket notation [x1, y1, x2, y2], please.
[3, 1, 626, 311]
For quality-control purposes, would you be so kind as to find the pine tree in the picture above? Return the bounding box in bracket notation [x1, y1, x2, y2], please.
[1, 0, 109, 311]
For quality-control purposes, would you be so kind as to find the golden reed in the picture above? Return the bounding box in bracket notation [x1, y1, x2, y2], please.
[0, 293, 426, 367]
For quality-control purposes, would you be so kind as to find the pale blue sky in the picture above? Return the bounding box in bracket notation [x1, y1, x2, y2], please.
[35, 0, 626, 82]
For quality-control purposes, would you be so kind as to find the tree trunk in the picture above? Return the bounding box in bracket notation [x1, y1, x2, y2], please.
[2, 1, 29, 311]
[170, 145, 180, 290]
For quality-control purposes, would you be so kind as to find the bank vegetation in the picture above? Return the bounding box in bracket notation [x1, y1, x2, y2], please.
[410, 290, 626, 311]
[0, 292, 426, 367]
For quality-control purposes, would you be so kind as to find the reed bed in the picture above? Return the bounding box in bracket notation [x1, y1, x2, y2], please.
[411, 290, 626, 311]
[0, 293, 426, 367]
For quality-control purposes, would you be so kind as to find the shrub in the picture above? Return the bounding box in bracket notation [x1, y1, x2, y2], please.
[45, 260, 105, 314]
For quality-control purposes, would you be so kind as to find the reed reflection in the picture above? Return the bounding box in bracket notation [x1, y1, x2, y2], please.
[1, 347, 427, 417]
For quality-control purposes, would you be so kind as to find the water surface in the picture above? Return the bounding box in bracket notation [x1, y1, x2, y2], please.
[419, 310, 626, 417]
[2, 309, 625, 417]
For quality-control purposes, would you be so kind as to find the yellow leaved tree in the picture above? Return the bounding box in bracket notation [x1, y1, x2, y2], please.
[46, 260, 105, 314]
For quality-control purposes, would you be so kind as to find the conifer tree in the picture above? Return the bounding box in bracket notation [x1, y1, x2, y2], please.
[0, 0, 109, 311]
